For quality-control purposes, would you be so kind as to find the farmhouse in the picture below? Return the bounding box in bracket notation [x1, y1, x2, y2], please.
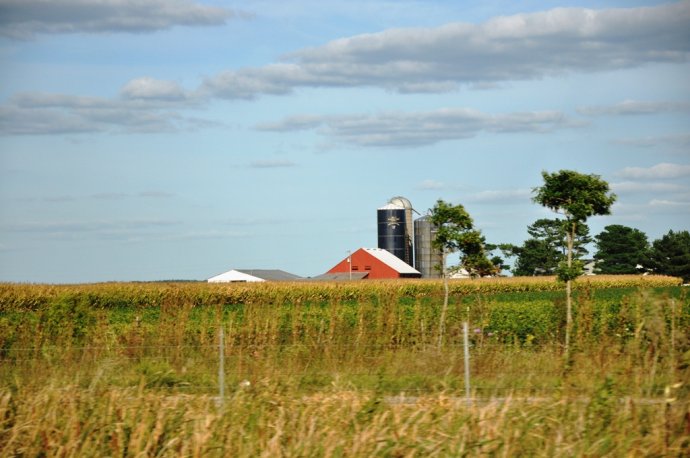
[319, 247, 422, 280]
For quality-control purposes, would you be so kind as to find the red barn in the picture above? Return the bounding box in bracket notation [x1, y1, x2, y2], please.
[326, 248, 421, 280]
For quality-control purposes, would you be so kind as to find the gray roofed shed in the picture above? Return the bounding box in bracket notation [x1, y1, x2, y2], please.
[308, 272, 370, 281]
[236, 269, 303, 281]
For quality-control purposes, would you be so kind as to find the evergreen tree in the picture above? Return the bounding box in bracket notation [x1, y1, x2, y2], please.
[507, 218, 592, 276]
[648, 230, 690, 282]
[594, 225, 649, 274]
[511, 238, 561, 276]
[528, 218, 592, 258]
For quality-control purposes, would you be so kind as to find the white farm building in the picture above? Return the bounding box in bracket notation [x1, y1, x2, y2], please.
[207, 269, 302, 283]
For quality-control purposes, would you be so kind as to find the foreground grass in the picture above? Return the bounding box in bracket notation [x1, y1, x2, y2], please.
[2, 382, 689, 457]
[1, 277, 689, 456]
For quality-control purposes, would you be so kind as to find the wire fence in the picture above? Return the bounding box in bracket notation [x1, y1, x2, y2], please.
[1, 323, 684, 403]
[2, 324, 542, 401]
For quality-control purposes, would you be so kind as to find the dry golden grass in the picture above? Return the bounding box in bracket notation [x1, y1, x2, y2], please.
[1, 382, 688, 457]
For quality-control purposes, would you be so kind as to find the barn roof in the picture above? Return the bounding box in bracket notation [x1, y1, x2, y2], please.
[362, 248, 420, 274]
[310, 272, 370, 281]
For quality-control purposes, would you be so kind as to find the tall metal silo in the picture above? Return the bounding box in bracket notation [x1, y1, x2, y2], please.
[388, 196, 415, 267]
[414, 216, 443, 278]
[377, 203, 409, 264]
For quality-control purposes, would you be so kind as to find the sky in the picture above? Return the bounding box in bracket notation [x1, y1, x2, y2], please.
[0, 0, 689, 283]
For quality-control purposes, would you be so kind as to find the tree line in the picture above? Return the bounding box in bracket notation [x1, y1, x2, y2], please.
[429, 170, 690, 284]
[491, 221, 690, 282]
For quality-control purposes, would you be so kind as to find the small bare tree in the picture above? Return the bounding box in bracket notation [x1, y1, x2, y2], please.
[533, 170, 616, 354]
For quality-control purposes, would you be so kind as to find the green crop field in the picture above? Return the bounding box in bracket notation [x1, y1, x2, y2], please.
[1, 275, 688, 456]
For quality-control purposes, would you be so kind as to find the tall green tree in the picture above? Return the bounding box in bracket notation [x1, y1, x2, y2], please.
[594, 224, 649, 274]
[533, 170, 616, 353]
[648, 230, 690, 282]
[429, 199, 489, 347]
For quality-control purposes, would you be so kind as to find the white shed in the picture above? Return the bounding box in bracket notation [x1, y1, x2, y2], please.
[207, 269, 266, 283]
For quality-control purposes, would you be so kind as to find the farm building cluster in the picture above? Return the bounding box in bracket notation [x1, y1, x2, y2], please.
[207, 196, 452, 282]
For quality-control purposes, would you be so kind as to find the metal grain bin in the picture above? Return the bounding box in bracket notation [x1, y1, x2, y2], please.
[414, 216, 442, 278]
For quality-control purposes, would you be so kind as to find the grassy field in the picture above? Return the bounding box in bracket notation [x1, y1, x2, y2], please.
[1, 275, 689, 456]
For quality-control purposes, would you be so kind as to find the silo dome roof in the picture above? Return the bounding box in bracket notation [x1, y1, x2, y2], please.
[388, 196, 413, 209]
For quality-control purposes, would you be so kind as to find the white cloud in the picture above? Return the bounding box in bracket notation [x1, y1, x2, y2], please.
[138, 191, 176, 198]
[258, 108, 578, 147]
[649, 199, 690, 208]
[120, 78, 190, 102]
[256, 114, 326, 131]
[613, 133, 690, 149]
[0, 0, 242, 38]
[87, 191, 177, 199]
[15, 191, 175, 202]
[0, 91, 214, 135]
[618, 163, 690, 180]
[90, 192, 128, 200]
[612, 199, 690, 222]
[611, 181, 688, 193]
[1, 219, 181, 241]
[417, 179, 445, 190]
[44, 195, 76, 203]
[4, 3, 689, 137]
[250, 159, 297, 168]
[466, 188, 532, 204]
[577, 100, 690, 116]
[202, 2, 690, 99]
[4, 3, 690, 138]
[224, 217, 291, 226]
[160, 230, 250, 241]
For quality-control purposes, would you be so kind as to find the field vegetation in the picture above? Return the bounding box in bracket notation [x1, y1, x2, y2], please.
[1, 275, 689, 456]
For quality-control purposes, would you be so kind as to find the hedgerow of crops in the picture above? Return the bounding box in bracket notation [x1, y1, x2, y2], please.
[0, 276, 686, 355]
[0, 275, 681, 312]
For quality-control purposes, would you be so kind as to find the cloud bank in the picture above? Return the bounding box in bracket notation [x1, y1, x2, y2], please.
[258, 108, 579, 147]
[613, 133, 690, 149]
[0, 0, 240, 38]
[203, 2, 690, 99]
[2, 218, 180, 241]
[0, 79, 213, 135]
[618, 163, 690, 179]
[578, 100, 690, 116]
[250, 159, 297, 168]
[2, 3, 689, 137]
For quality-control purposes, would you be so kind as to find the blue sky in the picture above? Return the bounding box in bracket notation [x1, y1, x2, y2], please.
[1, 0, 689, 283]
